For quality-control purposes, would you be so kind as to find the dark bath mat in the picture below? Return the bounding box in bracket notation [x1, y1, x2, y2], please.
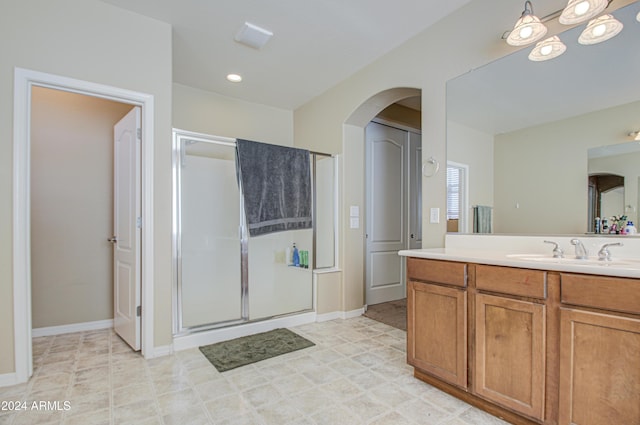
[364, 298, 407, 331]
[199, 328, 315, 372]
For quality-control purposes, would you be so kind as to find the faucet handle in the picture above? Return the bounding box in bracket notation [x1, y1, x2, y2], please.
[570, 238, 589, 260]
[543, 240, 564, 258]
[598, 242, 623, 261]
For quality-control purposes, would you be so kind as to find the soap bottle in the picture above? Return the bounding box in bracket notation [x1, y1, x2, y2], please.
[625, 221, 637, 235]
[292, 243, 300, 267]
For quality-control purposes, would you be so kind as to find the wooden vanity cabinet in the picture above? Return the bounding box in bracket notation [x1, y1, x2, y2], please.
[406, 257, 640, 425]
[474, 266, 547, 421]
[558, 273, 640, 425]
[407, 258, 468, 389]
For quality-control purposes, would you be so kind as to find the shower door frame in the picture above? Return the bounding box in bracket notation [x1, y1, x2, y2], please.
[172, 129, 249, 335]
[172, 128, 333, 336]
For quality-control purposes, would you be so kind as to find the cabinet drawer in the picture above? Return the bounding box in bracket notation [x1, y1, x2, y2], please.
[561, 273, 640, 315]
[407, 258, 467, 287]
[476, 265, 547, 299]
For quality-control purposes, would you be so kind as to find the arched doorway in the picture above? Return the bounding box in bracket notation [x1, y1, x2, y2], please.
[340, 87, 422, 318]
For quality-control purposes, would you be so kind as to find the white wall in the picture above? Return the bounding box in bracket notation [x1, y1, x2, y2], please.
[1, 0, 172, 375]
[30, 87, 133, 329]
[447, 120, 494, 232]
[494, 100, 640, 234]
[173, 83, 294, 146]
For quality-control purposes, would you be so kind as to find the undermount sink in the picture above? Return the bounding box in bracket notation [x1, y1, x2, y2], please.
[505, 253, 640, 267]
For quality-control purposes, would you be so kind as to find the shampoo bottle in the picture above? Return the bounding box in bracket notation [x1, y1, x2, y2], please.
[293, 243, 300, 267]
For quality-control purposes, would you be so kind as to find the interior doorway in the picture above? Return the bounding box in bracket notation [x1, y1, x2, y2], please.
[30, 87, 137, 347]
[12, 68, 155, 384]
[364, 121, 422, 306]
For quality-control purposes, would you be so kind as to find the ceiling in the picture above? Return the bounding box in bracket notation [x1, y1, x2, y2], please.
[101, 0, 471, 110]
[446, 2, 640, 135]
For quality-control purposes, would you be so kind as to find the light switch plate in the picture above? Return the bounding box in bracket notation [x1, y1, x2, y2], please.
[430, 208, 440, 223]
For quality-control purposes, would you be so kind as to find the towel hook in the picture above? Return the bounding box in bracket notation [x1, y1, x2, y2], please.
[422, 156, 440, 177]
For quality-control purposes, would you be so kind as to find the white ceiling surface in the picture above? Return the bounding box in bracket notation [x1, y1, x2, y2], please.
[447, 3, 640, 136]
[101, 0, 471, 110]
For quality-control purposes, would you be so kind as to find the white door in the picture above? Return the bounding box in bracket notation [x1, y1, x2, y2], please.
[365, 122, 408, 305]
[112, 106, 141, 350]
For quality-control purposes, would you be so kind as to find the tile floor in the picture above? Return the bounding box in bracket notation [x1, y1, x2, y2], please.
[0, 317, 508, 425]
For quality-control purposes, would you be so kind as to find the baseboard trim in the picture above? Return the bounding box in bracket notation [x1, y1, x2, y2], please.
[344, 307, 365, 319]
[316, 308, 365, 322]
[0, 372, 19, 388]
[145, 344, 174, 359]
[173, 312, 317, 352]
[32, 319, 113, 338]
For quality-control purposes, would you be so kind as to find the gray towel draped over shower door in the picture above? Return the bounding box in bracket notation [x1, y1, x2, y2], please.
[235, 139, 312, 237]
[473, 205, 492, 234]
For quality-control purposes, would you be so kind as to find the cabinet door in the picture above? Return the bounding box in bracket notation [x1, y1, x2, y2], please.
[559, 308, 640, 425]
[407, 280, 467, 388]
[474, 293, 546, 420]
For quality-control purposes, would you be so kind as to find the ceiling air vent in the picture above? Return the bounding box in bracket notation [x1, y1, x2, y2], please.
[234, 22, 273, 50]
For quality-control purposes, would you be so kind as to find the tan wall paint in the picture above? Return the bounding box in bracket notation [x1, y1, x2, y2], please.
[173, 83, 294, 146]
[30, 87, 133, 328]
[447, 120, 494, 233]
[494, 100, 640, 234]
[1, 0, 172, 375]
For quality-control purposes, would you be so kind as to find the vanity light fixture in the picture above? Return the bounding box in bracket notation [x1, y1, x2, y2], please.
[506, 1, 548, 46]
[629, 131, 640, 141]
[528, 36, 567, 61]
[226, 73, 243, 83]
[559, 0, 608, 25]
[636, 10, 640, 22]
[578, 14, 623, 45]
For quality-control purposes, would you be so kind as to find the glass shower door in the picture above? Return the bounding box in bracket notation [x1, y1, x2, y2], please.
[176, 134, 244, 330]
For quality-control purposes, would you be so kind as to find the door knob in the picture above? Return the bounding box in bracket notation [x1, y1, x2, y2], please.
[411, 234, 415, 239]
[108, 236, 118, 243]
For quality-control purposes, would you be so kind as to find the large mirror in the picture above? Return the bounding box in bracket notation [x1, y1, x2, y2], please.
[446, 1, 640, 235]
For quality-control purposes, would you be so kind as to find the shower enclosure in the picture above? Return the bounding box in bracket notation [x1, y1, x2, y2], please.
[172, 129, 335, 335]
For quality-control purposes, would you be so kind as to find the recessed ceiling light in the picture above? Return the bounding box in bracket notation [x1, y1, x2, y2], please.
[227, 74, 242, 83]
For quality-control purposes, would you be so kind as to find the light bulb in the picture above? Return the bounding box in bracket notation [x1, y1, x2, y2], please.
[592, 23, 607, 37]
[226, 74, 242, 83]
[574, 1, 590, 16]
[519, 26, 534, 39]
[540, 45, 553, 56]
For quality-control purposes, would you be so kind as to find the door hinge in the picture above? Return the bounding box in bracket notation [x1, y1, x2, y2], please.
[137, 217, 142, 229]
[136, 305, 142, 317]
[136, 128, 141, 140]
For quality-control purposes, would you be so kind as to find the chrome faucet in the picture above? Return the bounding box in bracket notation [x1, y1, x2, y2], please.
[598, 242, 623, 261]
[543, 240, 564, 258]
[570, 239, 588, 260]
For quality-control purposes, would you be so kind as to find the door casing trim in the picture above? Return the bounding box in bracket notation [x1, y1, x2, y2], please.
[12, 67, 155, 383]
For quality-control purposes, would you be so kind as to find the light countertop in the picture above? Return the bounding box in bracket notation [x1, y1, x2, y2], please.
[399, 248, 640, 279]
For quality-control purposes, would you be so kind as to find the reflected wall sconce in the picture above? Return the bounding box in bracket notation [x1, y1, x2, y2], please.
[528, 36, 567, 61]
[506, 1, 548, 46]
[503, 0, 633, 61]
[629, 131, 640, 141]
[578, 14, 624, 44]
[559, 0, 608, 25]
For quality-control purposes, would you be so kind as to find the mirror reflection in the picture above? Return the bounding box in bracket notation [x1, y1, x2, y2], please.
[446, 1, 640, 235]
